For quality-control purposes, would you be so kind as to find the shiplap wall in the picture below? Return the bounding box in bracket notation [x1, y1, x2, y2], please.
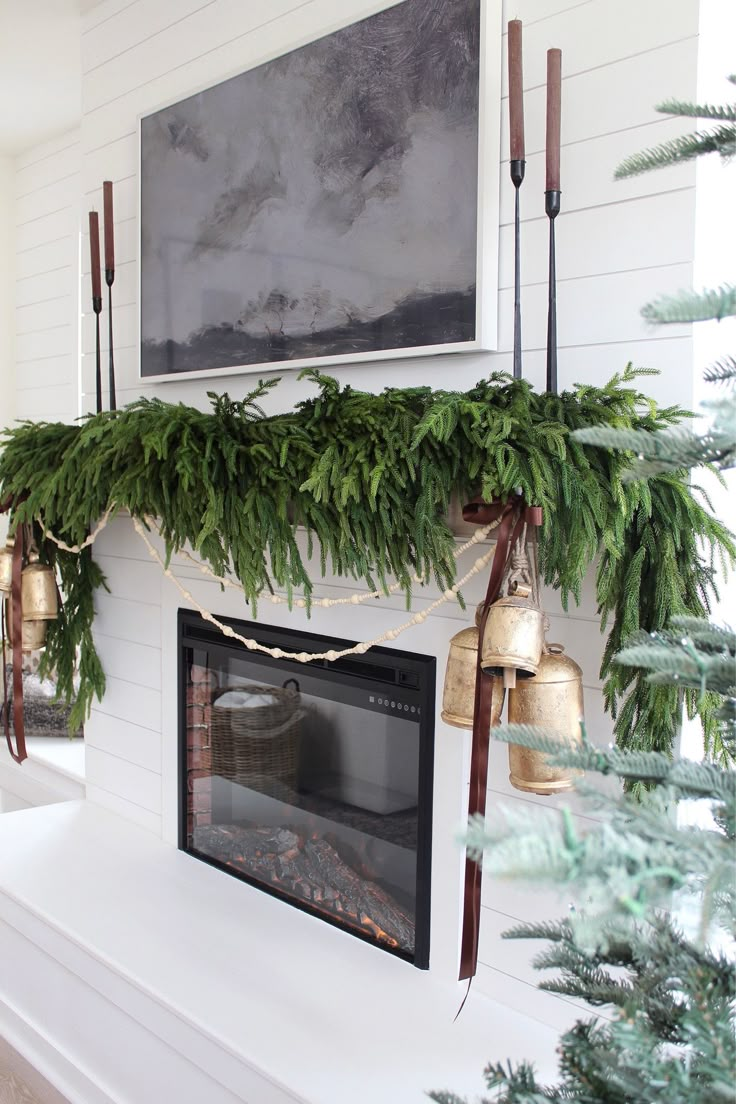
[14, 130, 81, 424]
[0, 158, 15, 438]
[12, 0, 701, 1032]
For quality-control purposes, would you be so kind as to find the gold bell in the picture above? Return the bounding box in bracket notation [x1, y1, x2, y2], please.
[5, 599, 47, 651]
[0, 538, 14, 595]
[507, 643, 585, 795]
[21, 551, 58, 621]
[441, 624, 504, 729]
[481, 583, 545, 688]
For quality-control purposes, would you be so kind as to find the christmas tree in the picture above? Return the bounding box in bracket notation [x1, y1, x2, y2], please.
[429, 77, 736, 1104]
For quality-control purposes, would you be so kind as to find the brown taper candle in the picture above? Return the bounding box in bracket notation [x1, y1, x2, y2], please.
[103, 180, 114, 273]
[508, 20, 525, 161]
[88, 211, 101, 299]
[546, 48, 562, 190]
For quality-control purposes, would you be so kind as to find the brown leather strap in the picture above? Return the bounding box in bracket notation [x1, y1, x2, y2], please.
[3, 527, 26, 764]
[458, 499, 541, 981]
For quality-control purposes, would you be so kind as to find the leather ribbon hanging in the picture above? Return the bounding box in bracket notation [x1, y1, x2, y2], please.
[0, 495, 28, 764]
[458, 496, 542, 981]
[1, 526, 27, 764]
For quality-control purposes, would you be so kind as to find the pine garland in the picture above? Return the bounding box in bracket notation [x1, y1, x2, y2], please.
[0, 367, 733, 752]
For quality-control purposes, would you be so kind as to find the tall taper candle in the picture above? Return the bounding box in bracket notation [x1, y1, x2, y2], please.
[103, 181, 114, 274]
[88, 211, 101, 300]
[546, 48, 562, 190]
[508, 20, 524, 161]
[89, 211, 103, 413]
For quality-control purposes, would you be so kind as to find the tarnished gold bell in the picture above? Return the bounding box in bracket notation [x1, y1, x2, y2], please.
[441, 624, 504, 729]
[21, 551, 58, 621]
[507, 643, 584, 795]
[0, 538, 14, 595]
[5, 599, 47, 651]
[480, 589, 545, 686]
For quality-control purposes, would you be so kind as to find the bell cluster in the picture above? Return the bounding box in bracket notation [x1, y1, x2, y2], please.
[442, 530, 585, 796]
[0, 537, 59, 653]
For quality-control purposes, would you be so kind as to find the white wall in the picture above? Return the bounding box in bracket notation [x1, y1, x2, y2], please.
[8, 0, 702, 1033]
[14, 130, 81, 424]
[0, 157, 15, 436]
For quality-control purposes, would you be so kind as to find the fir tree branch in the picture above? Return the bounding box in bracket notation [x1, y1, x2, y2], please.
[641, 285, 736, 324]
[571, 424, 736, 476]
[703, 357, 736, 384]
[490, 724, 736, 805]
[655, 98, 736, 122]
[614, 125, 736, 178]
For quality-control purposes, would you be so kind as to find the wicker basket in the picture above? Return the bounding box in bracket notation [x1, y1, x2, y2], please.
[210, 681, 301, 793]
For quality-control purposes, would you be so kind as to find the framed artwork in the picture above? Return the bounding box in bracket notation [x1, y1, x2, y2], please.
[139, 0, 500, 381]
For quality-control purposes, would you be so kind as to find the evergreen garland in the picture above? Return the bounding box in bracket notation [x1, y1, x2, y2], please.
[0, 367, 733, 751]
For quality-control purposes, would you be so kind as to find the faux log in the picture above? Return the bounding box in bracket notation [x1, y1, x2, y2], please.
[192, 823, 414, 952]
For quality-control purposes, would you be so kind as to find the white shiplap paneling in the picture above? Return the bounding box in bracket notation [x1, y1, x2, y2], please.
[14, 130, 80, 424]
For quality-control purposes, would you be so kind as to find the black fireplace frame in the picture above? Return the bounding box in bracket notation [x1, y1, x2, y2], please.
[177, 608, 436, 968]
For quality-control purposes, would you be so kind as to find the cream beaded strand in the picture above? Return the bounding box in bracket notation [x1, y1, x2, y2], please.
[37, 504, 116, 553]
[160, 516, 499, 607]
[39, 505, 499, 608]
[38, 505, 502, 661]
[132, 515, 496, 664]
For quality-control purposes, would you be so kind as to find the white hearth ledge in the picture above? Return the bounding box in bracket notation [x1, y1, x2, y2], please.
[0, 738, 85, 808]
[0, 800, 558, 1104]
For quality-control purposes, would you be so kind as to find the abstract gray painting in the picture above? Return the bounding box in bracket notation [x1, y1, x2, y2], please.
[140, 0, 481, 378]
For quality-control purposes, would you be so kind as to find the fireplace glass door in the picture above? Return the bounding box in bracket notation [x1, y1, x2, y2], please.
[179, 610, 435, 967]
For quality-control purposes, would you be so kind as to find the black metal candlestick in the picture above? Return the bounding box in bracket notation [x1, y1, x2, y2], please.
[545, 189, 561, 394]
[105, 269, 116, 411]
[510, 159, 525, 379]
[93, 296, 102, 414]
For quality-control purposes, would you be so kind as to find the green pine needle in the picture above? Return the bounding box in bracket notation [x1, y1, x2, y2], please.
[614, 125, 736, 178]
[703, 357, 736, 384]
[641, 285, 736, 325]
[655, 98, 736, 122]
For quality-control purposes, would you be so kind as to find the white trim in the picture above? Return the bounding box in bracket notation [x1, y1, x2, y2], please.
[0, 748, 85, 807]
[0, 993, 118, 1104]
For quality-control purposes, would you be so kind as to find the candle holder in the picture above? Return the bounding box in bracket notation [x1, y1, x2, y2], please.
[103, 181, 116, 412]
[93, 295, 103, 415]
[88, 209, 103, 414]
[510, 159, 526, 380]
[105, 268, 116, 411]
[545, 189, 561, 394]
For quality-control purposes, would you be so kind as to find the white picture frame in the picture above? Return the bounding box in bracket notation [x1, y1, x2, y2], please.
[138, 0, 501, 383]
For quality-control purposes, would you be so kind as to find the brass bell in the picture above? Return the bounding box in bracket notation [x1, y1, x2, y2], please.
[0, 538, 14, 595]
[441, 624, 504, 729]
[507, 643, 584, 795]
[5, 599, 47, 651]
[481, 583, 545, 688]
[21, 551, 58, 621]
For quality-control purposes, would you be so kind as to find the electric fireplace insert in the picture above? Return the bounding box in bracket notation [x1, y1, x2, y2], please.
[179, 610, 435, 967]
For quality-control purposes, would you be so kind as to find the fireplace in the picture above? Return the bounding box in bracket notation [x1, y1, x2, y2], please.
[178, 610, 435, 968]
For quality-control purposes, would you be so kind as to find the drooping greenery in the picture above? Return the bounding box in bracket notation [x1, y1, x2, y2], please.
[0, 367, 733, 746]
